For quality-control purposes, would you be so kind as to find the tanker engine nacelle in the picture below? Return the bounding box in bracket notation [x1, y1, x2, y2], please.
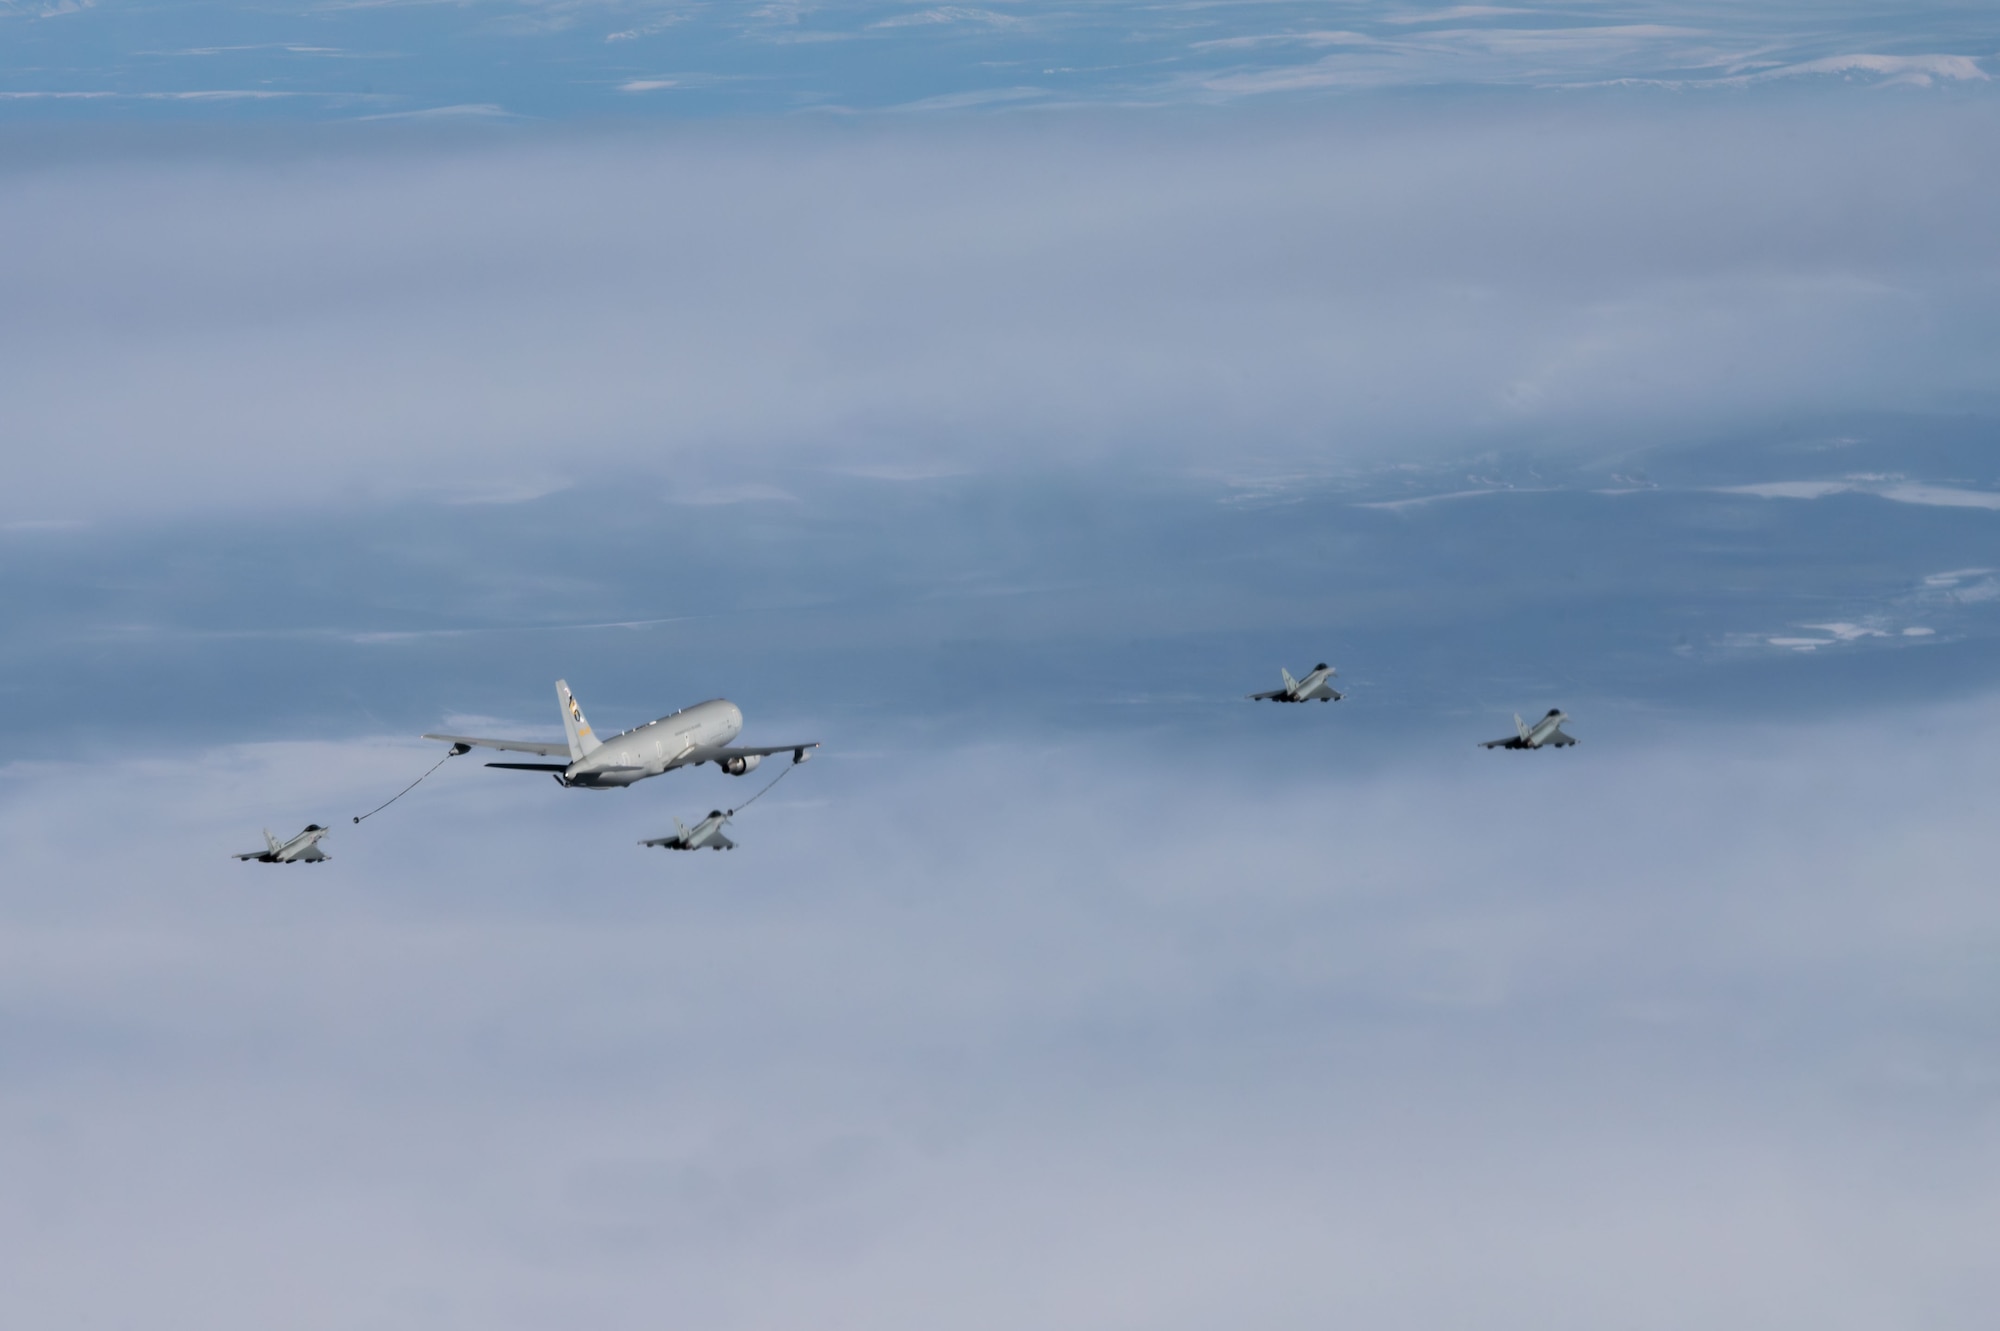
[720, 754, 761, 776]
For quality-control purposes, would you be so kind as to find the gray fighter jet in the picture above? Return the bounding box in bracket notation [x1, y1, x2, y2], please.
[641, 809, 736, 852]
[233, 824, 331, 863]
[425, 680, 817, 790]
[1481, 709, 1577, 750]
[1247, 663, 1343, 703]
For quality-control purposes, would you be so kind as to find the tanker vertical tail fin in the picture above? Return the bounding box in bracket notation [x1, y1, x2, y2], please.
[556, 680, 603, 761]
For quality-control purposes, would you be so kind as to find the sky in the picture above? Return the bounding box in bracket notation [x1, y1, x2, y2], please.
[1, 1, 1996, 115]
[2, 3, 1999, 1328]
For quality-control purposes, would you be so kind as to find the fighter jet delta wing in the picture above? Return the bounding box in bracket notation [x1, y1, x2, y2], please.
[1481, 709, 1576, 750]
[650, 823, 737, 850]
[233, 824, 331, 863]
[1247, 663, 1341, 703]
[642, 810, 736, 851]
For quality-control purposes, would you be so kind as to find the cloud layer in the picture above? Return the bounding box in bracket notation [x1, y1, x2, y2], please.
[2, 701, 1997, 1328]
[6, 14, 1996, 1327]
[3, 96, 1998, 519]
[1, 0, 1994, 115]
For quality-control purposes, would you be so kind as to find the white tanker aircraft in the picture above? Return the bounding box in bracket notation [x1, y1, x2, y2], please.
[425, 680, 817, 789]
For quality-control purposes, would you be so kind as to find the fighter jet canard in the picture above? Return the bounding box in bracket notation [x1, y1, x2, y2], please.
[232, 825, 331, 863]
[1480, 709, 1578, 750]
[424, 680, 818, 789]
[641, 809, 736, 852]
[1246, 663, 1343, 703]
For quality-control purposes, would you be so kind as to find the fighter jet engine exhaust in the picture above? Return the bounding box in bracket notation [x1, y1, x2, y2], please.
[720, 754, 761, 776]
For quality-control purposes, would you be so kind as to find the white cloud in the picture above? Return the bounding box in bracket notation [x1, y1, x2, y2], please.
[1381, 5, 1531, 23]
[1802, 622, 1887, 641]
[1, 99, 1996, 520]
[1358, 486, 1553, 510]
[1880, 483, 2000, 511]
[3, 703, 1999, 1326]
[1753, 52, 1991, 86]
[1716, 482, 2000, 509]
[1716, 481, 1858, 499]
[869, 7, 1024, 30]
[1189, 29, 1380, 53]
[0, 88, 302, 99]
[352, 102, 516, 120]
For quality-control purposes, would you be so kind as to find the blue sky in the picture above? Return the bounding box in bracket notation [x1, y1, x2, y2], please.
[1, 1, 1996, 116]
[2, 5, 1999, 1328]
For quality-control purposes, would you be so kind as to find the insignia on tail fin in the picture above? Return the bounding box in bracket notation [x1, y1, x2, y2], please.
[556, 680, 602, 761]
